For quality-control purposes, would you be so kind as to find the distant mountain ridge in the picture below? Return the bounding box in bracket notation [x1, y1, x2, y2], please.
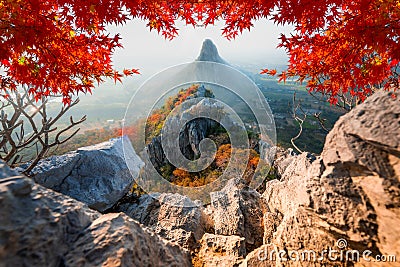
[196, 39, 229, 65]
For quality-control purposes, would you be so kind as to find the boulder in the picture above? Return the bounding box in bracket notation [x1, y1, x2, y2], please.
[119, 193, 206, 250]
[322, 90, 400, 205]
[210, 179, 266, 252]
[0, 162, 190, 267]
[321, 90, 400, 261]
[259, 155, 383, 266]
[194, 233, 246, 267]
[65, 213, 191, 267]
[31, 136, 144, 212]
[0, 164, 99, 267]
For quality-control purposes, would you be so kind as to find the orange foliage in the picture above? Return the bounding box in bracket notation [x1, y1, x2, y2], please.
[119, 85, 201, 148]
[173, 168, 191, 180]
[171, 143, 261, 187]
[0, 0, 400, 103]
[144, 84, 200, 141]
[2, 1, 398, 103]
[215, 144, 232, 168]
[174, 85, 199, 106]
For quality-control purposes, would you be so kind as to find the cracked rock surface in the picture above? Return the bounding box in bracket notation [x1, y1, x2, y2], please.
[0, 163, 191, 267]
[30, 136, 144, 212]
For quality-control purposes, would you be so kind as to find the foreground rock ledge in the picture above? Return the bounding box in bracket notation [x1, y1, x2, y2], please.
[119, 192, 207, 250]
[243, 90, 400, 267]
[0, 163, 191, 267]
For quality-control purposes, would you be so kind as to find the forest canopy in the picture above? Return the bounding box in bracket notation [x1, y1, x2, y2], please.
[1, 0, 399, 104]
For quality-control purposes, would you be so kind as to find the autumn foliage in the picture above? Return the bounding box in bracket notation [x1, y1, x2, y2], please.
[172, 144, 262, 187]
[117, 84, 201, 148]
[0, 0, 139, 103]
[262, 0, 400, 105]
[1, 0, 398, 104]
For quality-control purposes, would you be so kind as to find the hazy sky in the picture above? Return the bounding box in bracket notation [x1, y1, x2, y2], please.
[104, 18, 293, 87]
[83, 18, 294, 98]
[75, 18, 294, 124]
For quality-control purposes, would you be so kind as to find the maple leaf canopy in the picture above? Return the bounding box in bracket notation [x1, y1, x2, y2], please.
[1, 0, 399, 104]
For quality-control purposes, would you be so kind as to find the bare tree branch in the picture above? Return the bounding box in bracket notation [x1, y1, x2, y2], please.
[0, 87, 86, 176]
[291, 92, 306, 154]
[313, 112, 330, 132]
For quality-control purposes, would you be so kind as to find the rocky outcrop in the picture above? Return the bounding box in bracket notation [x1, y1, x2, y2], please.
[196, 39, 228, 65]
[0, 162, 190, 267]
[147, 93, 243, 174]
[210, 179, 266, 252]
[259, 144, 298, 179]
[119, 193, 207, 250]
[147, 118, 217, 170]
[194, 233, 246, 267]
[147, 86, 218, 170]
[243, 90, 400, 266]
[322, 90, 400, 205]
[321, 90, 400, 262]
[30, 136, 144, 212]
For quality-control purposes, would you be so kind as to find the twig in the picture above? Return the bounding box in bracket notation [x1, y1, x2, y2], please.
[0, 87, 86, 175]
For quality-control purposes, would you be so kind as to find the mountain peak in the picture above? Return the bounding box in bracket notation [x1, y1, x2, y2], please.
[196, 39, 228, 64]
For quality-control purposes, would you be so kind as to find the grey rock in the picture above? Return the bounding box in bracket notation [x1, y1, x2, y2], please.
[31, 136, 144, 212]
[0, 162, 190, 267]
[147, 96, 243, 176]
[0, 165, 99, 267]
[146, 135, 167, 170]
[65, 213, 191, 267]
[119, 193, 206, 250]
[210, 179, 266, 252]
[196, 39, 229, 65]
[195, 233, 246, 267]
[0, 160, 21, 179]
[259, 144, 298, 180]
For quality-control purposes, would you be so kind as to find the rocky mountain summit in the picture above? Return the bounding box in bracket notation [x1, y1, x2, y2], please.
[0, 90, 399, 267]
[196, 39, 229, 65]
